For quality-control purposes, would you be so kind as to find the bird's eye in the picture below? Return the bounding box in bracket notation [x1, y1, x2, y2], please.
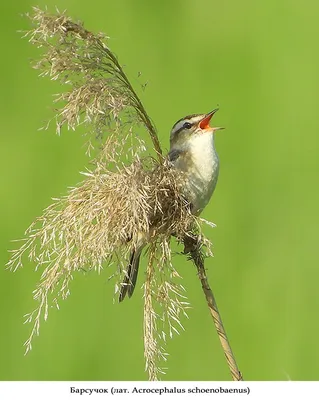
[183, 122, 192, 129]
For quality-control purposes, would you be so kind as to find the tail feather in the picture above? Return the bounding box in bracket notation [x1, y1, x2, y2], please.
[119, 247, 142, 302]
[127, 251, 141, 298]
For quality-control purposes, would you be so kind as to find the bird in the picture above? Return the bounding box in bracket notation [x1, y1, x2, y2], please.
[119, 109, 223, 302]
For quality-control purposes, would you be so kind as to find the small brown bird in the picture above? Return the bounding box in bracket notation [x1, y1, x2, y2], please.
[119, 109, 222, 301]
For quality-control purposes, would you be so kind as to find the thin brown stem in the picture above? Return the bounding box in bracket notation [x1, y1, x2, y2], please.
[183, 234, 243, 381]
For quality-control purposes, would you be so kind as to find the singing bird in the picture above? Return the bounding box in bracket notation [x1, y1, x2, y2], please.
[119, 109, 222, 301]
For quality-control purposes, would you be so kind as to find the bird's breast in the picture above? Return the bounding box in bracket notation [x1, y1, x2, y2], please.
[181, 133, 219, 214]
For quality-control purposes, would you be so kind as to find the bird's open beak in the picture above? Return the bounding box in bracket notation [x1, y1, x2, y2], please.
[199, 108, 224, 132]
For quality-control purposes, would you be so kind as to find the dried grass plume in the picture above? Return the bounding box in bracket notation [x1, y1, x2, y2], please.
[7, 7, 217, 380]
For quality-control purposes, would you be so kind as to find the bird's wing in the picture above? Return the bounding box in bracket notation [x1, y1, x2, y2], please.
[167, 148, 183, 163]
[167, 149, 194, 212]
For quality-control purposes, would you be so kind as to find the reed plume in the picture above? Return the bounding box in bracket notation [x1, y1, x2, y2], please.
[8, 7, 242, 381]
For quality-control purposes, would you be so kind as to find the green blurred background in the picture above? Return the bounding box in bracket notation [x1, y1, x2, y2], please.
[1, 0, 319, 381]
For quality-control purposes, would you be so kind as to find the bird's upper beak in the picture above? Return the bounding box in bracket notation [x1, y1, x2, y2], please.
[199, 108, 224, 132]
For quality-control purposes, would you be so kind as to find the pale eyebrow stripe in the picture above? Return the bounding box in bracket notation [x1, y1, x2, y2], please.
[172, 120, 193, 137]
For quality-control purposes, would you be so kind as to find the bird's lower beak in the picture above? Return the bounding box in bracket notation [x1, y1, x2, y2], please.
[212, 126, 225, 132]
[199, 108, 221, 131]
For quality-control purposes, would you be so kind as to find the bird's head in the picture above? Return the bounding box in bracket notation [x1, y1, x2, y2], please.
[170, 109, 223, 149]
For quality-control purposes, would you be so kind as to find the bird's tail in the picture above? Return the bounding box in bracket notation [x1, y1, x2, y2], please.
[119, 244, 144, 302]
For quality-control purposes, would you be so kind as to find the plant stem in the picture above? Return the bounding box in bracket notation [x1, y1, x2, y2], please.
[184, 235, 243, 381]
